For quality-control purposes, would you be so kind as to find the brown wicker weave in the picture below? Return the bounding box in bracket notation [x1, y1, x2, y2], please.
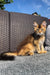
[0, 10, 9, 53]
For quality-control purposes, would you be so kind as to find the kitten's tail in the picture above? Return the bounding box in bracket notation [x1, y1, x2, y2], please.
[3, 52, 18, 56]
[0, 52, 18, 60]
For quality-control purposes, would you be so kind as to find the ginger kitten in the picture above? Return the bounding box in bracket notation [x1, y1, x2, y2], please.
[1, 21, 47, 57]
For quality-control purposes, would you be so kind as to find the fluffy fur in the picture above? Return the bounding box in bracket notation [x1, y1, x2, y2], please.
[1, 21, 47, 57]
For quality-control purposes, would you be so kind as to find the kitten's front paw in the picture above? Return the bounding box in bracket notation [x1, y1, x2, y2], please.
[38, 50, 47, 54]
[37, 51, 42, 54]
[42, 50, 47, 53]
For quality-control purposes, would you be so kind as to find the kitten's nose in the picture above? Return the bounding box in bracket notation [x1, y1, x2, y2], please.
[39, 30, 41, 33]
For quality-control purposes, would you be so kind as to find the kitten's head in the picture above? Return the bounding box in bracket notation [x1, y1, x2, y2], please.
[33, 21, 47, 36]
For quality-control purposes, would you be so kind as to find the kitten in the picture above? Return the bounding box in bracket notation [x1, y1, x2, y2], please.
[1, 21, 47, 56]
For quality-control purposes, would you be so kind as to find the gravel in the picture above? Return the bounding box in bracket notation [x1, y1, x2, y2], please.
[0, 51, 50, 75]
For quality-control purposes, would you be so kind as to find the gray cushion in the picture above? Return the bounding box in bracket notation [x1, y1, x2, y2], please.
[46, 25, 50, 46]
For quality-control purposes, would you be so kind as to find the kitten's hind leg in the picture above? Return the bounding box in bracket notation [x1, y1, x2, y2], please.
[28, 50, 34, 56]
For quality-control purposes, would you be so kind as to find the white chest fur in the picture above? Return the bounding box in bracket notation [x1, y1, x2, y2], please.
[39, 36, 45, 45]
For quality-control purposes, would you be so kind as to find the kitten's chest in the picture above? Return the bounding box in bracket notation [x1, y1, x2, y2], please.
[39, 36, 45, 45]
[33, 36, 45, 46]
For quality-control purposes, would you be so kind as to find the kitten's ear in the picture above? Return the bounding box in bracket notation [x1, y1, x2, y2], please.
[33, 22, 38, 27]
[41, 21, 47, 28]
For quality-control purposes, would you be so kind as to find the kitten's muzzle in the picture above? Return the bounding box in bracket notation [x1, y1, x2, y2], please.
[37, 33, 44, 36]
